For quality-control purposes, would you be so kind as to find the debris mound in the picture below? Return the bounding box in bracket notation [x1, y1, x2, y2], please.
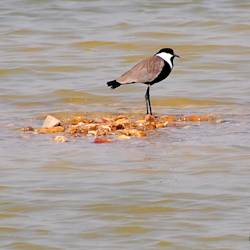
[20, 113, 220, 143]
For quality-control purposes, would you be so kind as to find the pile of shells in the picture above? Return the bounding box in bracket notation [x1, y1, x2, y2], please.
[20, 113, 220, 143]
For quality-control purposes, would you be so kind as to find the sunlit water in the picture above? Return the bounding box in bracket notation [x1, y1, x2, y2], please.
[0, 1, 250, 249]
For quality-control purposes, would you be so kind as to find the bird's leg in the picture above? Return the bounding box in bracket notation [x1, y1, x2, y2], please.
[146, 85, 153, 115]
[148, 89, 152, 115]
[145, 86, 149, 114]
[145, 85, 152, 115]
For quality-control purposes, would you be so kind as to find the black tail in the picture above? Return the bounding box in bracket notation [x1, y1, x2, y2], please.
[107, 80, 121, 89]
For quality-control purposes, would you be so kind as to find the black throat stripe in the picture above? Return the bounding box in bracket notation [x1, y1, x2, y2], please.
[149, 61, 172, 85]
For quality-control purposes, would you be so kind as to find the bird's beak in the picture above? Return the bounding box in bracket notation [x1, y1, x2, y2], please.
[174, 54, 180, 58]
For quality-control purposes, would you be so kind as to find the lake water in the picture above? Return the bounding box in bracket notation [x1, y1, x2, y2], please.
[0, 1, 250, 249]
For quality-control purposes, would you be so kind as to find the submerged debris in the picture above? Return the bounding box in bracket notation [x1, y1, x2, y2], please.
[94, 137, 112, 144]
[42, 115, 61, 128]
[20, 126, 34, 132]
[20, 113, 220, 143]
[37, 126, 65, 134]
[54, 135, 68, 143]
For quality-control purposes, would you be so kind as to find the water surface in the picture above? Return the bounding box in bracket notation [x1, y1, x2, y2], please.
[0, 1, 250, 249]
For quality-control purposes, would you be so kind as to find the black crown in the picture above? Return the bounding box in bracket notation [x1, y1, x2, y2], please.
[157, 48, 174, 55]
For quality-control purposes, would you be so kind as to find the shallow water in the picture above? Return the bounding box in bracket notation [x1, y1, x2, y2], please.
[1, 1, 250, 249]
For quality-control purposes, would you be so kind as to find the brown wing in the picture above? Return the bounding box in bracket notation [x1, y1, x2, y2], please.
[117, 56, 164, 84]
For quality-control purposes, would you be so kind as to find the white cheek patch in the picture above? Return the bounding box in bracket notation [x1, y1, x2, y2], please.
[156, 52, 173, 69]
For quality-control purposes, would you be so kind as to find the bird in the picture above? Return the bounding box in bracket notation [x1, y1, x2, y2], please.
[107, 48, 179, 115]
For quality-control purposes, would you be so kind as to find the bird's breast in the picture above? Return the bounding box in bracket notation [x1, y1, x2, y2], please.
[149, 62, 172, 85]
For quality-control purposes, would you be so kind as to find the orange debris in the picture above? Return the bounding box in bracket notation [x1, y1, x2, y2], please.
[20, 113, 219, 143]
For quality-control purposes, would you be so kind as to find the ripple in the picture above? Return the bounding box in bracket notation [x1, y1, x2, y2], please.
[6, 242, 61, 250]
[153, 97, 230, 107]
[85, 203, 177, 214]
[0, 227, 20, 233]
[0, 213, 16, 219]
[0, 67, 30, 77]
[39, 65, 89, 73]
[198, 234, 245, 242]
[112, 225, 151, 235]
[15, 101, 45, 107]
[15, 46, 50, 53]
[156, 240, 174, 247]
[41, 160, 78, 172]
[72, 40, 140, 50]
[80, 231, 102, 239]
[136, 31, 184, 38]
[52, 89, 117, 105]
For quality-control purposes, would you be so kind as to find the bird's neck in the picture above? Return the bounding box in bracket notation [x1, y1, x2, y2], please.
[156, 52, 173, 69]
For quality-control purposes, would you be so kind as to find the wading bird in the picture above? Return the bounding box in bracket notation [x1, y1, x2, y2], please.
[107, 48, 179, 115]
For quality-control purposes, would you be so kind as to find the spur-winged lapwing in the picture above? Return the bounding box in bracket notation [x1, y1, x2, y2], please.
[107, 48, 179, 115]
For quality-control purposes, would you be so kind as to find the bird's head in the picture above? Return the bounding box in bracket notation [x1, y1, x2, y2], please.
[155, 48, 180, 68]
[156, 48, 180, 59]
